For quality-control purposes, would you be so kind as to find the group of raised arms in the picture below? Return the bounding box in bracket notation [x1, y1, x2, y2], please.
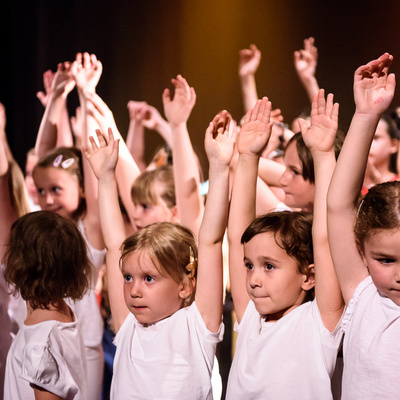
[1, 37, 400, 400]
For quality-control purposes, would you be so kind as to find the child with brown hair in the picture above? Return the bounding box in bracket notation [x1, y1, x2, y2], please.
[3, 211, 92, 400]
[327, 53, 400, 398]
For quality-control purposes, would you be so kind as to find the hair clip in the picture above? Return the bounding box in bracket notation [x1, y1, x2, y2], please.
[61, 158, 75, 169]
[185, 246, 197, 278]
[357, 199, 364, 218]
[53, 154, 63, 167]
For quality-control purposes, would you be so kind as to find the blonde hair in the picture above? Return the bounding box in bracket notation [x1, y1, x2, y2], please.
[131, 166, 175, 208]
[120, 222, 197, 306]
[8, 160, 30, 217]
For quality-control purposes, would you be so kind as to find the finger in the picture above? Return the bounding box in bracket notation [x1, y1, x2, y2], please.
[250, 99, 262, 121]
[162, 88, 171, 106]
[96, 129, 108, 147]
[298, 118, 309, 137]
[83, 52, 91, 69]
[386, 73, 396, 96]
[318, 89, 326, 115]
[107, 127, 115, 144]
[332, 103, 339, 127]
[88, 135, 99, 151]
[325, 93, 334, 118]
[311, 92, 319, 119]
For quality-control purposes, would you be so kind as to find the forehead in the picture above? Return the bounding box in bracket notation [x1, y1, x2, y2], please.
[122, 249, 163, 275]
[283, 141, 301, 166]
[364, 228, 400, 253]
[33, 166, 78, 185]
[244, 231, 287, 258]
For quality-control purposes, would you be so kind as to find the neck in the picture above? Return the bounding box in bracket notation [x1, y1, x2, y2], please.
[25, 300, 74, 325]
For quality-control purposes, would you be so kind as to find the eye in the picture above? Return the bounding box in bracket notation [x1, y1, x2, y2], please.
[141, 203, 149, 210]
[145, 275, 154, 283]
[244, 262, 254, 271]
[377, 258, 395, 265]
[124, 274, 132, 282]
[52, 186, 61, 194]
[292, 169, 301, 176]
[37, 188, 45, 195]
[265, 263, 275, 271]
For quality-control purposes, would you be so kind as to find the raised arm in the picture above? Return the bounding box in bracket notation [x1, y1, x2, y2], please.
[196, 111, 235, 332]
[72, 52, 105, 249]
[83, 129, 129, 332]
[35, 63, 76, 158]
[294, 37, 320, 104]
[228, 98, 273, 322]
[162, 75, 204, 239]
[327, 53, 396, 304]
[239, 44, 261, 113]
[126, 101, 147, 172]
[300, 89, 344, 331]
[86, 91, 141, 228]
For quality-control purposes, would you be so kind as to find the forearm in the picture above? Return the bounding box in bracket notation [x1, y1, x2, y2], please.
[126, 120, 146, 171]
[329, 112, 380, 211]
[35, 94, 66, 158]
[240, 74, 258, 113]
[299, 75, 319, 104]
[56, 102, 74, 148]
[171, 122, 203, 237]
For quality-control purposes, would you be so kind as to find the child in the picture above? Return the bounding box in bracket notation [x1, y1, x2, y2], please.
[83, 109, 234, 398]
[327, 53, 400, 398]
[3, 211, 92, 399]
[227, 95, 343, 398]
[33, 53, 106, 400]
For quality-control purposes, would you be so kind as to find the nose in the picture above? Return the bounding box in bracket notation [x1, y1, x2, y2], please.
[45, 192, 54, 206]
[394, 265, 400, 283]
[130, 280, 143, 298]
[133, 204, 143, 220]
[248, 269, 262, 289]
[279, 169, 289, 188]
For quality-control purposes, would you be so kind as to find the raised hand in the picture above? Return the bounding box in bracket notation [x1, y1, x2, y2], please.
[238, 97, 273, 156]
[354, 53, 396, 116]
[86, 92, 118, 134]
[239, 44, 261, 77]
[162, 75, 196, 126]
[36, 70, 55, 107]
[72, 52, 103, 93]
[141, 104, 167, 130]
[83, 128, 119, 180]
[51, 62, 76, 98]
[294, 37, 318, 80]
[299, 89, 339, 154]
[205, 110, 236, 167]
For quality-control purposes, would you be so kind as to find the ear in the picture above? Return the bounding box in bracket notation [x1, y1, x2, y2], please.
[389, 138, 399, 154]
[169, 205, 180, 223]
[179, 275, 196, 301]
[301, 264, 315, 291]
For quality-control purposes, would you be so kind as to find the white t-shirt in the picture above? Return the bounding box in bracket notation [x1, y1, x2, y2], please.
[4, 318, 87, 400]
[111, 302, 224, 400]
[226, 299, 343, 399]
[341, 276, 400, 399]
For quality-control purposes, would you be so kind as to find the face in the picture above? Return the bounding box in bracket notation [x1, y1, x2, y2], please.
[363, 228, 400, 306]
[244, 232, 313, 321]
[368, 119, 398, 169]
[132, 199, 176, 231]
[33, 167, 82, 219]
[279, 141, 315, 212]
[122, 250, 187, 326]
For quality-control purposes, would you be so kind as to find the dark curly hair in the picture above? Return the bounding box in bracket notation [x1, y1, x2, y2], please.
[3, 211, 93, 309]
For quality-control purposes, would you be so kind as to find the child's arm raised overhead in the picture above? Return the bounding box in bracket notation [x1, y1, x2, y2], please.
[239, 44, 261, 113]
[299, 89, 344, 331]
[196, 111, 235, 333]
[83, 129, 129, 332]
[327, 53, 396, 304]
[35, 63, 75, 158]
[162, 75, 204, 239]
[294, 37, 320, 104]
[86, 91, 141, 229]
[228, 98, 273, 322]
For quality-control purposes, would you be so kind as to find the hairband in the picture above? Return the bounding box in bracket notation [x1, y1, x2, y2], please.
[185, 246, 197, 278]
[53, 154, 76, 169]
[357, 199, 364, 218]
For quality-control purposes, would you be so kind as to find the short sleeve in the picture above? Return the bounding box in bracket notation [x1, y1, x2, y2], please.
[21, 342, 79, 398]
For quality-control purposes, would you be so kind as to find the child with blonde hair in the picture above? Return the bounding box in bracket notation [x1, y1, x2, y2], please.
[84, 108, 234, 398]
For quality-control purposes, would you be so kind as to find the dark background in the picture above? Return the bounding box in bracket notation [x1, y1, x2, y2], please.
[2, 1, 400, 175]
